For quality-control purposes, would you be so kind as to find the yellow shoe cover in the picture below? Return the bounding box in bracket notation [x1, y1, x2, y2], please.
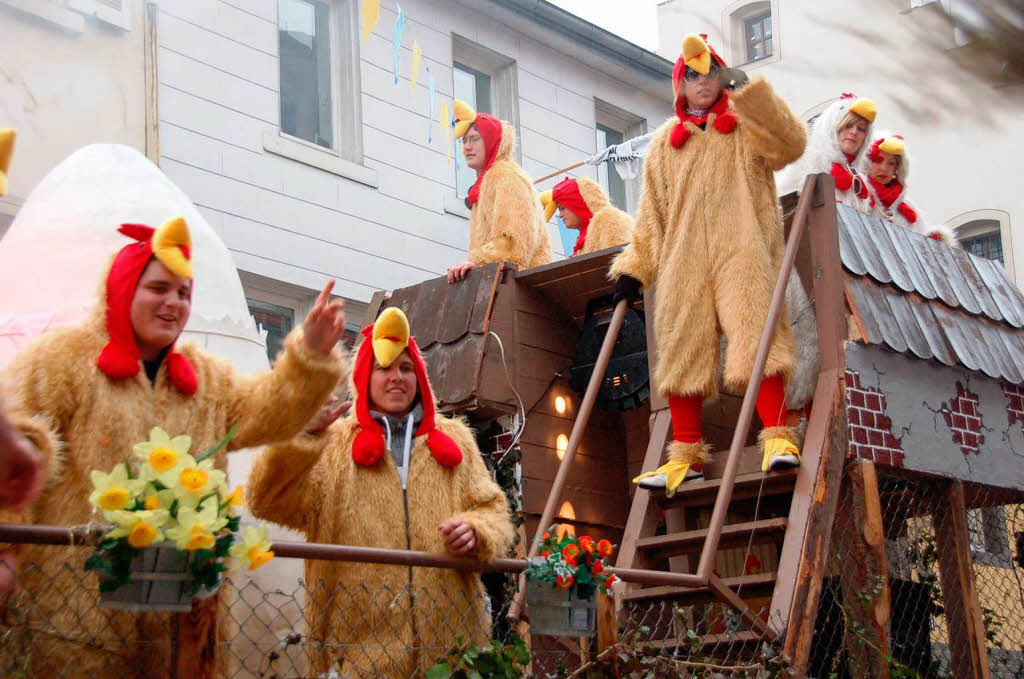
[761, 437, 801, 473]
[633, 460, 698, 498]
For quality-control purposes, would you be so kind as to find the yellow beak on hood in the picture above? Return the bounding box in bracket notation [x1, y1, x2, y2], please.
[879, 137, 905, 156]
[0, 129, 15, 197]
[372, 307, 411, 368]
[682, 33, 712, 75]
[152, 216, 194, 279]
[453, 99, 477, 140]
[539, 190, 557, 223]
[849, 98, 878, 124]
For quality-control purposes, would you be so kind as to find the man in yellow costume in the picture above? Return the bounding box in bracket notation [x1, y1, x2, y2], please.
[1, 215, 347, 676]
[539, 176, 633, 257]
[614, 34, 807, 496]
[446, 100, 553, 282]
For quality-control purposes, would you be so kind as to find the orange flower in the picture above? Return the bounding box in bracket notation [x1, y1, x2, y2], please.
[562, 543, 580, 560]
[541, 550, 551, 558]
[542, 532, 550, 540]
[605, 574, 618, 588]
[591, 559, 604, 575]
[556, 574, 574, 589]
[566, 556, 578, 568]
[597, 539, 613, 557]
[579, 536, 594, 553]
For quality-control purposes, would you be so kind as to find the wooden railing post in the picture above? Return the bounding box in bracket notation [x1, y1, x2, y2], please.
[174, 591, 218, 679]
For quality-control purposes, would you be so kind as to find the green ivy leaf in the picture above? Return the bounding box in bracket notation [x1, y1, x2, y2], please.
[424, 661, 452, 679]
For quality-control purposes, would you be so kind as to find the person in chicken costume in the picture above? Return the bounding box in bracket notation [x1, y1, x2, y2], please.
[0, 216, 347, 677]
[0, 128, 46, 605]
[539, 176, 633, 257]
[247, 306, 515, 678]
[613, 34, 807, 496]
[446, 100, 553, 282]
[860, 133, 958, 245]
[777, 93, 877, 210]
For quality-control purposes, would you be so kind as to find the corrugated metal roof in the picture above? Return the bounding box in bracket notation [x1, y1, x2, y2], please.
[840, 206, 1024, 384]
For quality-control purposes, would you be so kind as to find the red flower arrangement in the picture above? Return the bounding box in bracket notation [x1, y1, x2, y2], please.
[524, 526, 617, 596]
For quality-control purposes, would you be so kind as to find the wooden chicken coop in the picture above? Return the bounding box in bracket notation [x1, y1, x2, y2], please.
[363, 174, 1024, 676]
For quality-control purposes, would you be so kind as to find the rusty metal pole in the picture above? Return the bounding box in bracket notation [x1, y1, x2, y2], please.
[695, 174, 817, 580]
[508, 298, 630, 621]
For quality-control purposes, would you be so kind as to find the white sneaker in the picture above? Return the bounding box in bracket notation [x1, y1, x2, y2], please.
[637, 466, 704, 490]
[768, 453, 799, 471]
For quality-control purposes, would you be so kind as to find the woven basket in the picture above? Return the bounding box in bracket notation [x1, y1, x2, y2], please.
[526, 578, 597, 637]
[98, 543, 217, 612]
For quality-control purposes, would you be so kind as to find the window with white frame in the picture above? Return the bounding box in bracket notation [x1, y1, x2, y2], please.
[594, 100, 647, 214]
[451, 36, 520, 203]
[959, 219, 1004, 264]
[453, 63, 493, 199]
[743, 10, 772, 62]
[276, 0, 363, 164]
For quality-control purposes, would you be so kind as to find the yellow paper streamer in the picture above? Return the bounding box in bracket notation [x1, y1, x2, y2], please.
[409, 39, 422, 94]
[361, 0, 380, 42]
[441, 100, 451, 164]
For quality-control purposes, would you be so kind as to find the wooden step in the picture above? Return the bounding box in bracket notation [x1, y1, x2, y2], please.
[636, 518, 787, 559]
[659, 468, 798, 509]
[622, 572, 777, 605]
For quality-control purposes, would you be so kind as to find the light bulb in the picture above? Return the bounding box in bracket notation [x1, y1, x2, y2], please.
[554, 396, 567, 415]
[556, 434, 568, 460]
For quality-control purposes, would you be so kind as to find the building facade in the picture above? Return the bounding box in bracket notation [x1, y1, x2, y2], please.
[154, 0, 674, 359]
[658, 0, 1024, 288]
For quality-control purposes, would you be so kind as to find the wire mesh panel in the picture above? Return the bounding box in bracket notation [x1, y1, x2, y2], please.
[807, 462, 1024, 678]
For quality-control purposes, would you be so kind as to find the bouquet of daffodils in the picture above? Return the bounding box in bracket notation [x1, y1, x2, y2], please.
[525, 526, 617, 595]
[84, 426, 274, 594]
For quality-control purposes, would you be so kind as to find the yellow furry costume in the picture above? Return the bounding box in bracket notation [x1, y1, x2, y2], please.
[0, 222, 345, 678]
[247, 309, 514, 678]
[455, 101, 553, 269]
[540, 176, 633, 256]
[614, 35, 806, 493]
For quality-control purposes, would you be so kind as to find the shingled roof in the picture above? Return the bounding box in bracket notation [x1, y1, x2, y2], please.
[839, 205, 1024, 384]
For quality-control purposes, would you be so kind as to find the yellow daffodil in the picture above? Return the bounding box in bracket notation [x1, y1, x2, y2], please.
[165, 500, 227, 552]
[133, 427, 192, 479]
[104, 509, 170, 549]
[89, 464, 145, 513]
[141, 487, 176, 511]
[225, 485, 244, 508]
[229, 524, 274, 571]
[171, 457, 226, 504]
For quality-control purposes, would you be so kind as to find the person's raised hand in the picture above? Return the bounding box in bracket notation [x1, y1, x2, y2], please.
[0, 413, 42, 512]
[305, 395, 351, 435]
[303, 280, 347, 356]
[439, 519, 477, 556]
[446, 261, 477, 284]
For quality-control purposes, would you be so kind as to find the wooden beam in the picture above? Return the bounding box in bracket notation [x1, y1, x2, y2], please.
[836, 460, 892, 679]
[144, 2, 160, 166]
[596, 592, 618, 663]
[615, 408, 672, 575]
[932, 480, 991, 679]
[174, 592, 218, 679]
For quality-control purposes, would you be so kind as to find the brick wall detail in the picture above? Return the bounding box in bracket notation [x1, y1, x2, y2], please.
[845, 369, 905, 468]
[1005, 382, 1024, 434]
[940, 381, 985, 456]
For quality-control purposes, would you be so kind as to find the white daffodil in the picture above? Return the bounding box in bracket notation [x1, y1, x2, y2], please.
[105, 509, 170, 549]
[88, 463, 146, 513]
[133, 427, 193, 482]
[229, 524, 274, 571]
[165, 500, 227, 552]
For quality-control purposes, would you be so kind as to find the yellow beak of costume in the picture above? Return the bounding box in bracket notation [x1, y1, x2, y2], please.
[879, 136, 905, 156]
[848, 98, 878, 124]
[0, 129, 15, 197]
[682, 33, 712, 75]
[539, 190, 557, 223]
[152, 216, 194, 279]
[453, 99, 478, 140]
[372, 307, 411, 368]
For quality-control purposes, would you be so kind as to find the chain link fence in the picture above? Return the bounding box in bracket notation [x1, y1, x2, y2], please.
[808, 461, 1024, 678]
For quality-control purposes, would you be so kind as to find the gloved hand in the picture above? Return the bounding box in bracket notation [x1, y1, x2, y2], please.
[613, 275, 642, 305]
[719, 67, 749, 91]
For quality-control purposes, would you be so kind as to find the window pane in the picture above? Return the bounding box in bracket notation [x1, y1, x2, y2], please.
[745, 11, 771, 62]
[454, 63, 493, 199]
[962, 231, 1003, 264]
[596, 124, 627, 211]
[280, 0, 333, 149]
[247, 299, 295, 364]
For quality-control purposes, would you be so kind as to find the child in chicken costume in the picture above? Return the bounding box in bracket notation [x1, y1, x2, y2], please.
[539, 176, 633, 256]
[0, 217, 345, 677]
[247, 307, 515, 678]
[860, 134, 958, 245]
[777, 93, 877, 210]
[613, 34, 807, 496]
[453, 100, 553, 269]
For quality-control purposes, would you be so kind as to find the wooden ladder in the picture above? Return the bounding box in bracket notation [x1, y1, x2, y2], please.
[612, 174, 850, 663]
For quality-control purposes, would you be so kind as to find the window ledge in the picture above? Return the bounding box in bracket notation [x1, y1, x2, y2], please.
[262, 131, 378, 189]
[737, 52, 781, 70]
[0, 0, 84, 32]
[443, 194, 471, 220]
